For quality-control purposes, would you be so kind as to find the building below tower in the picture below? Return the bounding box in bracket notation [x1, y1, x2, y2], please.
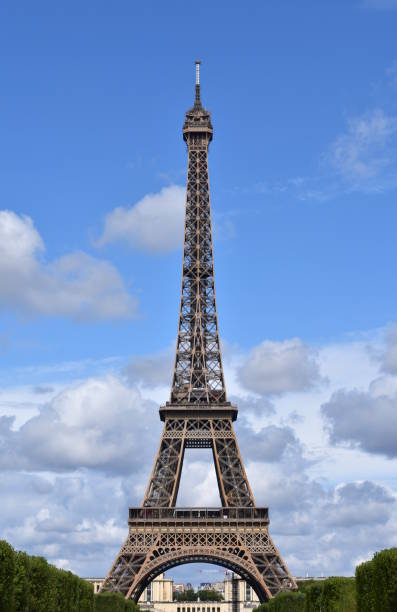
[86, 573, 260, 612]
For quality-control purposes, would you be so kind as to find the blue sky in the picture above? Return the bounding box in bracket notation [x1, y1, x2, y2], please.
[1, 0, 397, 587]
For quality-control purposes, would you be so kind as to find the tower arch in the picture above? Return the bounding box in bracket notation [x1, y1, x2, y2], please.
[130, 553, 270, 602]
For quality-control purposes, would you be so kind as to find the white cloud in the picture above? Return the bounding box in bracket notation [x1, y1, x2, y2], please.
[2, 329, 397, 579]
[1, 471, 135, 577]
[229, 396, 275, 418]
[0, 210, 136, 320]
[380, 324, 397, 374]
[97, 185, 185, 253]
[236, 421, 306, 465]
[177, 456, 220, 506]
[252, 66, 397, 200]
[324, 481, 395, 528]
[237, 338, 322, 395]
[322, 389, 397, 458]
[164, 464, 397, 576]
[329, 109, 397, 187]
[0, 210, 44, 260]
[321, 326, 397, 459]
[0, 374, 161, 473]
[124, 348, 174, 388]
[248, 463, 397, 575]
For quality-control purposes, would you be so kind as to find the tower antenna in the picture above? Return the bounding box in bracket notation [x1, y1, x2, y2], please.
[195, 60, 200, 85]
[194, 60, 201, 106]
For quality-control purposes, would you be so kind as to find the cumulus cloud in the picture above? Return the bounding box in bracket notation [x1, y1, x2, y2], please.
[12, 467, 392, 578]
[244, 455, 397, 575]
[0, 210, 136, 320]
[124, 349, 174, 388]
[230, 395, 275, 418]
[176, 421, 307, 509]
[1, 471, 135, 577]
[380, 324, 397, 374]
[369, 373, 397, 397]
[236, 422, 305, 465]
[329, 109, 397, 187]
[97, 185, 185, 252]
[177, 457, 220, 506]
[237, 338, 322, 395]
[2, 372, 397, 578]
[249, 464, 397, 574]
[324, 481, 395, 528]
[33, 386, 54, 395]
[0, 375, 161, 473]
[3, 331, 397, 579]
[321, 389, 397, 458]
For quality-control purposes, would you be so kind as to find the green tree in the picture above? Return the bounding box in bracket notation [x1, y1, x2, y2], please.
[94, 590, 129, 611]
[29, 555, 57, 612]
[53, 568, 67, 612]
[356, 560, 375, 612]
[0, 540, 15, 611]
[174, 589, 198, 602]
[79, 579, 95, 612]
[304, 582, 323, 612]
[125, 599, 140, 612]
[13, 551, 31, 612]
[68, 570, 80, 611]
[273, 591, 305, 611]
[373, 548, 397, 612]
[321, 577, 356, 611]
[198, 589, 223, 602]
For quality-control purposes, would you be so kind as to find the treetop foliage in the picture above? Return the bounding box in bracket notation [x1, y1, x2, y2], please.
[356, 547, 397, 612]
[0, 539, 139, 612]
[173, 588, 223, 602]
[254, 577, 356, 611]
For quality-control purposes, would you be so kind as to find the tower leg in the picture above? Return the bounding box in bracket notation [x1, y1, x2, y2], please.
[143, 416, 256, 508]
[210, 419, 255, 507]
[143, 419, 186, 507]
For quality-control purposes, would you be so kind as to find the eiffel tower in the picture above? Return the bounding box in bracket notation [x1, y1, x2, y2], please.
[101, 62, 296, 602]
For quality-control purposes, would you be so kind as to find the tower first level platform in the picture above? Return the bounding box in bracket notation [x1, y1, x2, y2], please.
[103, 508, 293, 602]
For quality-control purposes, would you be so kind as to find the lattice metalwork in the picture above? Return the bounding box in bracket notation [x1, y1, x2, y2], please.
[101, 63, 296, 603]
[102, 509, 294, 602]
[170, 66, 225, 405]
[142, 413, 254, 508]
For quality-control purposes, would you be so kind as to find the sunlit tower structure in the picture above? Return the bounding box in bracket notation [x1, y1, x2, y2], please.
[101, 62, 296, 602]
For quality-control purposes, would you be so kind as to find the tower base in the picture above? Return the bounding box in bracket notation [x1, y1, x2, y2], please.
[100, 507, 296, 602]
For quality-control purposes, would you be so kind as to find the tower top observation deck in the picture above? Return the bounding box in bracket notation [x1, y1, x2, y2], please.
[183, 61, 213, 141]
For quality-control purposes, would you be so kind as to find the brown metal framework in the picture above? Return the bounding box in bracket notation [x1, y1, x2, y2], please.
[102, 508, 292, 601]
[101, 63, 296, 602]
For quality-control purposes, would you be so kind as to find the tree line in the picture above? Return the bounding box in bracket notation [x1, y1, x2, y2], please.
[355, 547, 397, 612]
[0, 540, 139, 612]
[254, 577, 356, 612]
[2, 539, 397, 611]
[254, 547, 397, 612]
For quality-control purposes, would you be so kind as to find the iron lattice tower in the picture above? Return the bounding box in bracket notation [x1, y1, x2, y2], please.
[101, 63, 296, 602]
[170, 61, 225, 407]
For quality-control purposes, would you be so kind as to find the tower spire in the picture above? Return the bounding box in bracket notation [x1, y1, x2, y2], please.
[194, 59, 201, 107]
[172, 60, 222, 405]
